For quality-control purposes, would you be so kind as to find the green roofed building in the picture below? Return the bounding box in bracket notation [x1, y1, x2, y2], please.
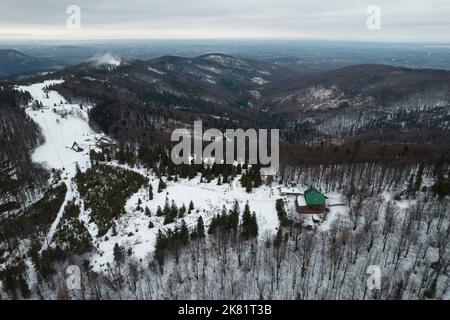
[304, 187, 326, 207]
[297, 187, 327, 214]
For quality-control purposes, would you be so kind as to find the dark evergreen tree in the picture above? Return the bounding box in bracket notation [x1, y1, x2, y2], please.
[196, 216, 205, 238]
[179, 220, 190, 245]
[154, 230, 166, 267]
[158, 178, 166, 193]
[273, 228, 283, 247]
[250, 212, 259, 237]
[149, 184, 153, 200]
[113, 243, 125, 264]
[241, 202, 252, 237]
[179, 204, 187, 218]
[245, 178, 253, 193]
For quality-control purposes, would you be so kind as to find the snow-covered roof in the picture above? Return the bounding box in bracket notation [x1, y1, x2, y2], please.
[280, 187, 301, 194]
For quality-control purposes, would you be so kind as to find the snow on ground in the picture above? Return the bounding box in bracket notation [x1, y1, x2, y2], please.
[204, 55, 228, 65]
[251, 77, 270, 85]
[317, 191, 348, 232]
[17, 79, 349, 273]
[197, 65, 222, 74]
[249, 90, 261, 99]
[204, 76, 217, 85]
[89, 173, 282, 272]
[17, 80, 98, 249]
[308, 86, 335, 100]
[147, 66, 166, 75]
[17, 80, 97, 177]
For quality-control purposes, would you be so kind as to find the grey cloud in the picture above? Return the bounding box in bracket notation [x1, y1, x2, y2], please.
[0, 0, 449, 41]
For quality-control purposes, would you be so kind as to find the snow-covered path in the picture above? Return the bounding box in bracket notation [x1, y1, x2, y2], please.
[40, 180, 73, 252]
[17, 80, 98, 252]
[17, 80, 96, 176]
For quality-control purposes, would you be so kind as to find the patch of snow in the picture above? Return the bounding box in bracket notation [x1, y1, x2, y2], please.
[197, 65, 222, 74]
[147, 66, 166, 75]
[251, 77, 270, 85]
[249, 90, 261, 99]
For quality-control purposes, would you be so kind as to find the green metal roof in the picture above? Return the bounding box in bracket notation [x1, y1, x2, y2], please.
[304, 187, 326, 206]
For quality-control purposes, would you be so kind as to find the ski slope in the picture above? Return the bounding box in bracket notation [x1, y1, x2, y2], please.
[18, 80, 96, 177]
[17, 80, 98, 249]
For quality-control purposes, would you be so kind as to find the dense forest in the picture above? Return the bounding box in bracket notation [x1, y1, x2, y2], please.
[1, 56, 450, 300]
[0, 87, 48, 213]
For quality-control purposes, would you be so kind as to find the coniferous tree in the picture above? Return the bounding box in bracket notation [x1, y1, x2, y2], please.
[149, 184, 153, 200]
[241, 202, 252, 237]
[179, 204, 187, 218]
[223, 174, 229, 184]
[179, 220, 190, 245]
[432, 171, 449, 199]
[196, 216, 205, 238]
[273, 228, 283, 247]
[158, 178, 166, 193]
[163, 200, 177, 224]
[230, 202, 240, 233]
[170, 200, 179, 219]
[250, 212, 259, 237]
[163, 198, 170, 216]
[113, 243, 125, 265]
[245, 178, 253, 193]
[253, 166, 262, 188]
[240, 171, 247, 188]
[154, 230, 166, 267]
[111, 222, 118, 236]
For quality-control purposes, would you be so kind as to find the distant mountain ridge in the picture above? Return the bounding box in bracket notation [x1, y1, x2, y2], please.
[12, 53, 450, 145]
[0, 49, 61, 78]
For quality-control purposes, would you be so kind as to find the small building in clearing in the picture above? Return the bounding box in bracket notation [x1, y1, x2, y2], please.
[297, 187, 327, 214]
[71, 142, 84, 153]
[95, 134, 118, 150]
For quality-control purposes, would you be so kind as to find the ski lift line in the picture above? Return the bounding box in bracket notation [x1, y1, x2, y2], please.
[40, 180, 72, 253]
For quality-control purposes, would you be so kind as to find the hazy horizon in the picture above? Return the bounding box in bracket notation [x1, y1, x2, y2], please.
[1, 0, 450, 43]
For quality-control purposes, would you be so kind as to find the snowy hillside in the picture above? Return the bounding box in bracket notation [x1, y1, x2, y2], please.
[13, 80, 346, 274]
[0, 76, 447, 301]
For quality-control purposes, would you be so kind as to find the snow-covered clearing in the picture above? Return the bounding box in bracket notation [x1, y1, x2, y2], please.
[17, 80, 97, 177]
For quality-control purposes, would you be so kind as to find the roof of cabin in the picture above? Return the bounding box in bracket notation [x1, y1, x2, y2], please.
[304, 187, 326, 206]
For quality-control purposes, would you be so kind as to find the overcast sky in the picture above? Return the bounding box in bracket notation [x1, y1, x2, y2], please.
[1, 0, 449, 42]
